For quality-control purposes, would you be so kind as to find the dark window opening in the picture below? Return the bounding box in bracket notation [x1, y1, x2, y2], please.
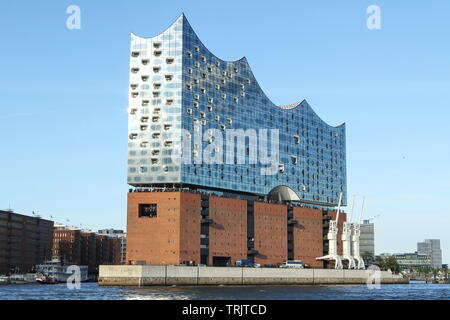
[139, 203, 157, 218]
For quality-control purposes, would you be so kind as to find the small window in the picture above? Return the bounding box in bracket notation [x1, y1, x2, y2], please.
[152, 117, 159, 123]
[152, 91, 160, 98]
[165, 74, 173, 81]
[291, 156, 298, 165]
[131, 92, 139, 98]
[153, 83, 161, 89]
[141, 75, 149, 82]
[153, 67, 160, 73]
[153, 50, 162, 57]
[142, 100, 149, 106]
[187, 108, 193, 115]
[226, 118, 232, 124]
[214, 115, 220, 121]
[194, 61, 200, 68]
[140, 125, 148, 131]
[193, 101, 199, 108]
[215, 61, 220, 67]
[152, 132, 160, 138]
[129, 133, 138, 140]
[278, 164, 285, 173]
[201, 56, 206, 62]
[141, 59, 149, 65]
[233, 97, 239, 103]
[164, 141, 173, 147]
[207, 106, 213, 112]
[200, 88, 206, 94]
[166, 57, 174, 64]
[166, 99, 173, 105]
[141, 116, 149, 123]
[215, 84, 220, 90]
[187, 68, 193, 74]
[130, 108, 137, 115]
[186, 51, 192, 58]
[200, 112, 206, 118]
[131, 51, 140, 57]
[130, 84, 138, 90]
[153, 42, 161, 49]
[193, 45, 200, 52]
[186, 84, 192, 90]
[131, 67, 139, 73]
[294, 135, 300, 144]
[164, 124, 172, 130]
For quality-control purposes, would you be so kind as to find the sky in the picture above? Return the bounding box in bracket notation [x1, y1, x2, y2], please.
[0, 1, 449, 263]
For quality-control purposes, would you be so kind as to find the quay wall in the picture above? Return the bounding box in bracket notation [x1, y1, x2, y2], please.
[99, 265, 408, 286]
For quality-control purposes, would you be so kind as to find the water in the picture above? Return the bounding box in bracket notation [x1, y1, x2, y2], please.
[0, 281, 449, 300]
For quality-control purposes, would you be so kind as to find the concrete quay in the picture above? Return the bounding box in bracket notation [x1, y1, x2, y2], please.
[98, 265, 408, 286]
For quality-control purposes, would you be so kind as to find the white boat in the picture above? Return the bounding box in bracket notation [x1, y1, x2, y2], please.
[0, 276, 10, 285]
[35, 260, 89, 283]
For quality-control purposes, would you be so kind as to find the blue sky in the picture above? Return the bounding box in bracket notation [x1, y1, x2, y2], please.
[0, 1, 449, 263]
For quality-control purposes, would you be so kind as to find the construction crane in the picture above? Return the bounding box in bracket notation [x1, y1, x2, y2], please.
[352, 196, 366, 269]
[316, 192, 343, 269]
[341, 195, 356, 269]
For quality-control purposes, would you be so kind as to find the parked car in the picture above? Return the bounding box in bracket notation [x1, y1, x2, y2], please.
[235, 259, 253, 267]
[280, 260, 305, 269]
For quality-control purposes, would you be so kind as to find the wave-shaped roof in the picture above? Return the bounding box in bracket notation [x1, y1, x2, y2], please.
[132, 13, 344, 129]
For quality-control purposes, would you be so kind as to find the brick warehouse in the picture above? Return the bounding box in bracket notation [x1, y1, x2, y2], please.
[126, 190, 346, 268]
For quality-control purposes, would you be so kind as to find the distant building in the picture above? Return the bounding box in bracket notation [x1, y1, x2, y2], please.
[359, 219, 374, 256]
[393, 252, 432, 270]
[52, 225, 123, 272]
[97, 229, 126, 265]
[52, 227, 82, 264]
[417, 239, 442, 269]
[0, 210, 54, 274]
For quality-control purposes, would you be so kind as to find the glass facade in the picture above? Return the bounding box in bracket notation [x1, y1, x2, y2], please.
[127, 14, 347, 207]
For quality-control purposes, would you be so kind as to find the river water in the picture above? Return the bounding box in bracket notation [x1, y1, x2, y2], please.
[0, 281, 449, 300]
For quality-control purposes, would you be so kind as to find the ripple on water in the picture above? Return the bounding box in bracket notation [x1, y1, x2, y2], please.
[0, 282, 449, 300]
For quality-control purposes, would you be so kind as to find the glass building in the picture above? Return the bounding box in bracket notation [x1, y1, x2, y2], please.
[127, 14, 347, 207]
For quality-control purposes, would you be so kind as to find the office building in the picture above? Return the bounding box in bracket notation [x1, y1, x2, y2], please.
[359, 219, 375, 256]
[393, 253, 432, 270]
[417, 239, 442, 269]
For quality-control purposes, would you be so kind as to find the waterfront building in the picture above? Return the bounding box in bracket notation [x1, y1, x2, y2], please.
[393, 252, 432, 270]
[52, 225, 123, 271]
[359, 219, 375, 256]
[417, 239, 442, 269]
[0, 210, 54, 274]
[126, 14, 347, 267]
[97, 229, 127, 265]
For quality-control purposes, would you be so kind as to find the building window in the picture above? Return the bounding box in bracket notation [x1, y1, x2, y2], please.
[138, 204, 157, 218]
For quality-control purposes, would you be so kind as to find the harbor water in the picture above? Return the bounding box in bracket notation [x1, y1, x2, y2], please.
[0, 281, 449, 300]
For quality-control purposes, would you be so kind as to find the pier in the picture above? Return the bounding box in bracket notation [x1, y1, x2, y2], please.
[99, 265, 408, 286]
